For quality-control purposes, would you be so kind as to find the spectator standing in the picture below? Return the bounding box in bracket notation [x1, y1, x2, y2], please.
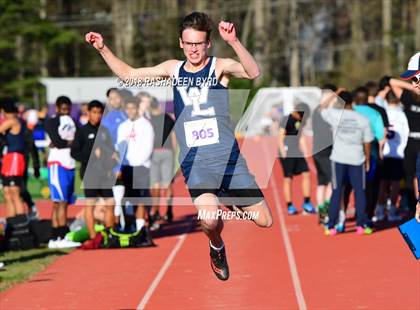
[278, 103, 316, 215]
[45, 96, 80, 249]
[117, 96, 154, 232]
[390, 52, 420, 216]
[71, 100, 117, 249]
[149, 97, 176, 228]
[320, 91, 374, 235]
[375, 91, 409, 222]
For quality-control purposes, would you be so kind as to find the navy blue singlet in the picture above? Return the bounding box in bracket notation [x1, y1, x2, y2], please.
[172, 56, 240, 165]
[5, 119, 25, 153]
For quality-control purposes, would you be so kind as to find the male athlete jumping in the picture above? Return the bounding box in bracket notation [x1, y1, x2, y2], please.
[86, 12, 272, 281]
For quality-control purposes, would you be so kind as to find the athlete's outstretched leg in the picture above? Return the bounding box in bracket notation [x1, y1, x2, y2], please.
[194, 193, 224, 247]
[194, 193, 229, 281]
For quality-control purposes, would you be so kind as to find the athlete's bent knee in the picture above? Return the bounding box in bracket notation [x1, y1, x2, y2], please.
[255, 214, 273, 228]
[200, 217, 221, 232]
[248, 201, 273, 228]
[264, 216, 273, 228]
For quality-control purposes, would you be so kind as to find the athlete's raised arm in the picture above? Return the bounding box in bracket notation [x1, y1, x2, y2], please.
[389, 78, 412, 99]
[217, 21, 260, 80]
[85, 32, 178, 80]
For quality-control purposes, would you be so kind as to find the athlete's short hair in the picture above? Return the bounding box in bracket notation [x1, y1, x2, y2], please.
[353, 86, 368, 104]
[150, 97, 160, 109]
[125, 96, 140, 107]
[88, 100, 104, 111]
[386, 90, 399, 104]
[137, 91, 153, 107]
[179, 12, 213, 41]
[322, 83, 337, 92]
[55, 95, 72, 107]
[339, 91, 353, 106]
[136, 91, 151, 99]
[106, 88, 118, 97]
[118, 89, 133, 103]
[294, 102, 310, 125]
[378, 76, 391, 91]
[1, 97, 18, 113]
[365, 81, 379, 97]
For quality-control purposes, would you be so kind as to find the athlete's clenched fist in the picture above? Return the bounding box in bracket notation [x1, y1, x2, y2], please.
[85, 32, 105, 50]
[218, 21, 237, 44]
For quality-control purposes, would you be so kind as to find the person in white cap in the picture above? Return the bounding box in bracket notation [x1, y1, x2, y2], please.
[386, 52, 420, 217]
[398, 51, 420, 221]
[399, 52, 420, 88]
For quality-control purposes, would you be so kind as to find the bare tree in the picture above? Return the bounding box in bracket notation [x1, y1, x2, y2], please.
[111, 0, 137, 65]
[254, 0, 268, 85]
[15, 35, 24, 97]
[39, 0, 49, 77]
[350, 0, 365, 64]
[209, 0, 223, 57]
[240, 0, 253, 46]
[382, 0, 392, 73]
[289, 0, 300, 86]
[416, 0, 420, 50]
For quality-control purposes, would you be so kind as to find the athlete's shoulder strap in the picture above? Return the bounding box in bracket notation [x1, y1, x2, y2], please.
[208, 56, 217, 79]
[172, 61, 184, 79]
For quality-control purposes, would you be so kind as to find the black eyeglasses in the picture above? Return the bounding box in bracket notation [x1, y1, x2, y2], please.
[182, 41, 207, 48]
[412, 75, 420, 84]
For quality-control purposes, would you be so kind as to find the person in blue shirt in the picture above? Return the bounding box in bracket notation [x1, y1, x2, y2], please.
[352, 87, 385, 226]
[353, 87, 385, 154]
[101, 88, 128, 147]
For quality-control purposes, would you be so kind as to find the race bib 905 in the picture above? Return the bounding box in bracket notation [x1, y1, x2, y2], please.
[184, 117, 219, 147]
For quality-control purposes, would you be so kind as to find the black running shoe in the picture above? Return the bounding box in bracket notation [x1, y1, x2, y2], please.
[210, 245, 229, 281]
[151, 212, 162, 221]
[163, 210, 173, 223]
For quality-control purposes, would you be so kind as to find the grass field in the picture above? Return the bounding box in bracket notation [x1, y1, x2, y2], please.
[0, 162, 80, 292]
[0, 247, 73, 292]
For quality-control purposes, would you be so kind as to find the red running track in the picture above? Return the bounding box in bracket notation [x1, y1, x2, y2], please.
[1, 140, 419, 309]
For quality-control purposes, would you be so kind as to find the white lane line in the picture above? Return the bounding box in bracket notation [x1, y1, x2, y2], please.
[262, 141, 307, 310]
[137, 224, 191, 310]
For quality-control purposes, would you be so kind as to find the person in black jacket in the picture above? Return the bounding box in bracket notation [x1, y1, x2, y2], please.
[391, 52, 420, 217]
[71, 100, 117, 249]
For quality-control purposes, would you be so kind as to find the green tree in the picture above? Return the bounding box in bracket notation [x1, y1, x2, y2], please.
[0, 0, 79, 105]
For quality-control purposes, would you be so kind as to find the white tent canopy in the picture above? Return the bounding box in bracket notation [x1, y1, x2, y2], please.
[236, 87, 322, 136]
[40, 77, 173, 104]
